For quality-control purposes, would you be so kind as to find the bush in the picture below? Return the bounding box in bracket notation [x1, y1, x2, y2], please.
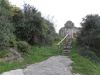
[77, 14, 100, 57]
[9, 35, 17, 47]
[0, 50, 9, 58]
[71, 42, 100, 75]
[17, 41, 31, 53]
[78, 47, 100, 63]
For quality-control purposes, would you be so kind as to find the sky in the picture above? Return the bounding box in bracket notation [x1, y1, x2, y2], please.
[9, 0, 100, 33]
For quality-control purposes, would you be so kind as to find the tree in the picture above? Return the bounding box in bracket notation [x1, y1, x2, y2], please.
[0, 0, 14, 50]
[77, 14, 100, 56]
[12, 4, 56, 45]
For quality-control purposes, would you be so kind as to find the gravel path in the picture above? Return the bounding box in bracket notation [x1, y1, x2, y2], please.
[1, 56, 80, 75]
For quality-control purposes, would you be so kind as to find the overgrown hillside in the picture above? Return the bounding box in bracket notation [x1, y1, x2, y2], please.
[0, 0, 61, 73]
[77, 14, 100, 57]
[0, 46, 62, 73]
[0, 0, 58, 56]
[71, 42, 100, 75]
[71, 14, 100, 75]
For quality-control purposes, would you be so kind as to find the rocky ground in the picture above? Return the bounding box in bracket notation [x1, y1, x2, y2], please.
[1, 56, 80, 75]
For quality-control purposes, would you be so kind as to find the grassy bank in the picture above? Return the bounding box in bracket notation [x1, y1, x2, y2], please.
[0, 46, 62, 73]
[71, 42, 100, 75]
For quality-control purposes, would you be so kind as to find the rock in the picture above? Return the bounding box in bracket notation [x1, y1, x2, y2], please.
[1, 69, 24, 75]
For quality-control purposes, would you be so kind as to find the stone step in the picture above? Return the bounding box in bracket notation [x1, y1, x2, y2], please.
[63, 39, 72, 55]
[63, 51, 70, 53]
[63, 49, 71, 53]
[63, 51, 70, 55]
[63, 49, 70, 51]
[63, 45, 72, 49]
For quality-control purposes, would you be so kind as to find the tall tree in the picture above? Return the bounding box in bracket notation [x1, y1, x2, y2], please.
[77, 14, 100, 56]
[0, 0, 14, 50]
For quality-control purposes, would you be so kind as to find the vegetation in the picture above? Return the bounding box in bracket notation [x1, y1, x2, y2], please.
[0, 50, 10, 58]
[0, 0, 61, 73]
[71, 42, 100, 75]
[17, 41, 31, 53]
[72, 14, 100, 75]
[77, 14, 100, 57]
[0, 0, 14, 50]
[0, 0, 57, 51]
[12, 4, 57, 45]
[0, 46, 62, 73]
[1, 0, 100, 74]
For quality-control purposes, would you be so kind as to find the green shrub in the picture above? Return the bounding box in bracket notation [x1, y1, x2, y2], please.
[77, 15, 100, 57]
[0, 50, 8, 58]
[71, 41, 100, 75]
[17, 41, 31, 53]
[9, 35, 17, 47]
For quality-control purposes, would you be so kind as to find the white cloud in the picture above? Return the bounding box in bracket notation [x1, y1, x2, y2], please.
[9, 0, 100, 33]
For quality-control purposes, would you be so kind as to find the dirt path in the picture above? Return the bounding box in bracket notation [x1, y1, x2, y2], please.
[1, 56, 80, 75]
